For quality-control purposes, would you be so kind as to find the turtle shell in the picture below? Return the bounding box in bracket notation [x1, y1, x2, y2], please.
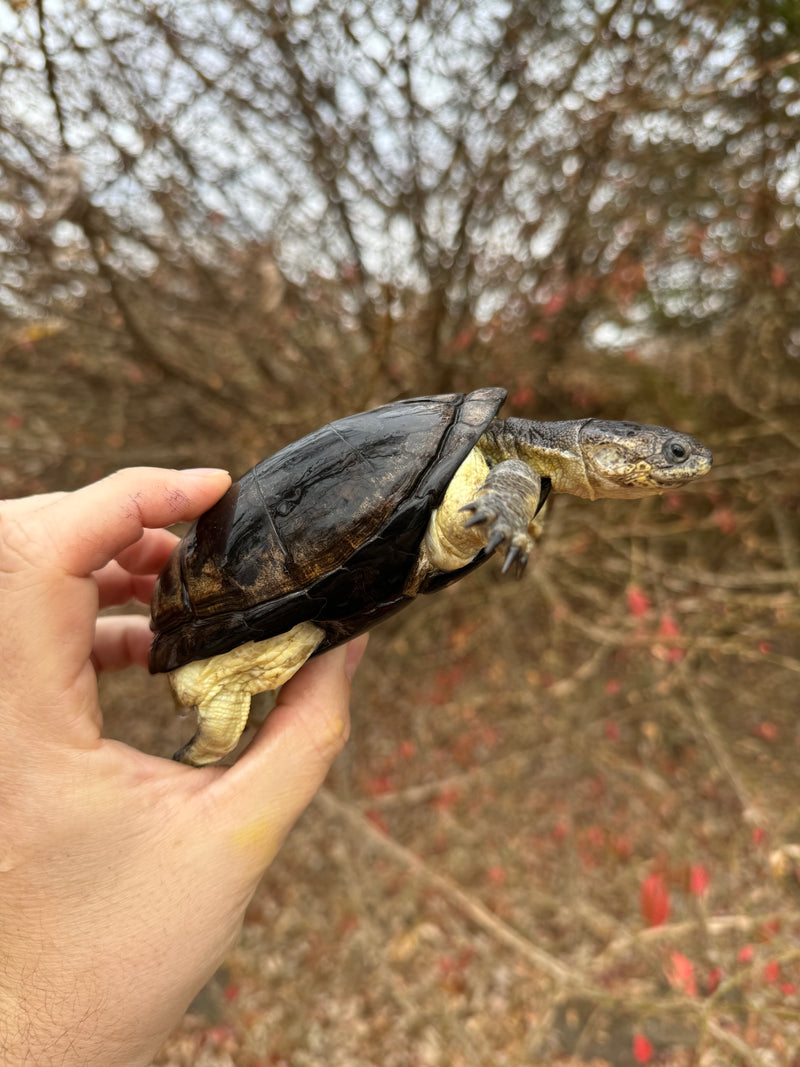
[149, 388, 506, 673]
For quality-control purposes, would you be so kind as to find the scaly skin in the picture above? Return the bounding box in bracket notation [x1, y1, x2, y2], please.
[421, 415, 712, 580]
[478, 417, 712, 499]
[172, 415, 712, 765]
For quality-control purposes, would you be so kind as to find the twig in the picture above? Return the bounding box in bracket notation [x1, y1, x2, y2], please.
[590, 913, 762, 972]
[356, 750, 535, 809]
[316, 788, 581, 988]
[705, 1019, 773, 1067]
[685, 688, 762, 823]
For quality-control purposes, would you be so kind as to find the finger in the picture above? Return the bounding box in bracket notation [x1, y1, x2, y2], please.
[0, 490, 67, 515]
[92, 615, 153, 672]
[114, 528, 180, 575]
[211, 637, 368, 873]
[4, 467, 230, 581]
[95, 562, 160, 608]
[0, 468, 229, 726]
[94, 528, 180, 608]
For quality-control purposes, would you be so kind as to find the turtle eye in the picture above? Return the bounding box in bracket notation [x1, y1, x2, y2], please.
[665, 440, 688, 462]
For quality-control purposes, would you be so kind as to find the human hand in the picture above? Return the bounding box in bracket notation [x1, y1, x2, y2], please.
[0, 468, 366, 1067]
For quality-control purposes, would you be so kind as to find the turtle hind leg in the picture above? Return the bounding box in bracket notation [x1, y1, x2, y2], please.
[172, 686, 254, 766]
[459, 459, 543, 578]
[168, 621, 324, 766]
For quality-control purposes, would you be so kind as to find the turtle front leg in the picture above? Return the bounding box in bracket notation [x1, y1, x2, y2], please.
[460, 459, 543, 577]
[410, 449, 543, 590]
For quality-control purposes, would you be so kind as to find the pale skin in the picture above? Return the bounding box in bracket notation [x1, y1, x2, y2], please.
[0, 467, 367, 1067]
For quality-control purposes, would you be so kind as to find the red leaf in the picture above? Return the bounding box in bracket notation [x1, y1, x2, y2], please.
[428, 665, 466, 705]
[449, 326, 475, 351]
[711, 506, 737, 534]
[487, 865, 507, 885]
[665, 950, 698, 996]
[689, 864, 710, 897]
[510, 386, 535, 407]
[431, 786, 460, 812]
[542, 290, 567, 316]
[754, 721, 779, 742]
[366, 775, 394, 796]
[640, 872, 670, 927]
[760, 918, 781, 940]
[626, 585, 652, 618]
[632, 1032, 654, 1064]
[604, 719, 621, 741]
[707, 966, 723, 994]
[658, 613, 681, 639]
[205, 1025, 236, 1047]
[738, 944, 754, 964]
[652, 610, 685, 662]
[764, 960, 781, 985]
[586, 825, 605, 849]
[771, 264, 788, 288]
[663, 492, 688, 512]
[551, 818, 569, 844]
[612, 833, 633, 861]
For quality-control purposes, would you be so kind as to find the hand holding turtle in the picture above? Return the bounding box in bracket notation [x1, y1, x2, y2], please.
[0, 467, 366, 1067]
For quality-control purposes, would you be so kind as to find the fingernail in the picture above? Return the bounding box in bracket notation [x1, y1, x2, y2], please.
[345, 634, 369, 681]
[179, 467, 230, 477]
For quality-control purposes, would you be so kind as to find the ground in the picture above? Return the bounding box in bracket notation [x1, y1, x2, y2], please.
[4, 347, 798, 1064]
[96, 488, 799, 1067]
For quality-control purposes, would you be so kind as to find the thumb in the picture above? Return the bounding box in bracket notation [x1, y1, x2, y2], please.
[210, 636, 368, 872]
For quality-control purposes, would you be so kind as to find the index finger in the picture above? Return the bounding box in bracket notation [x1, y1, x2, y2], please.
[0, 468, 231, 729]
[0, 490, 67, 515]
[11, 467, 231, 578]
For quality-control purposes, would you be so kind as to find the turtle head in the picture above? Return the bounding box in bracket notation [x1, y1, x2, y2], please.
[576, 419, 713, 500]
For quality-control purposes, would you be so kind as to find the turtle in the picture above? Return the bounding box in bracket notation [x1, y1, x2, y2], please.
[149, 387, 712, 765]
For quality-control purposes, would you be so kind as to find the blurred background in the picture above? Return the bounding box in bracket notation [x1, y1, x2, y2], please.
[2, 1, 799, 1063]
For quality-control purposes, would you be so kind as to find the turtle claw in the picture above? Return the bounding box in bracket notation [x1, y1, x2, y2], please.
[461, 464, 540, 579]
[460, 496, 532, 578]
[460, 503, 489, 529]
[501, 542, 528, 577]
[486, 528, 505, 554]
[460, 501, 508, 555]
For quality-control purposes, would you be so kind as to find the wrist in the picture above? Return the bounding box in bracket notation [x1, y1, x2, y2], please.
[0, 958, 148, 1067]
[0, 910, 159, 1067]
